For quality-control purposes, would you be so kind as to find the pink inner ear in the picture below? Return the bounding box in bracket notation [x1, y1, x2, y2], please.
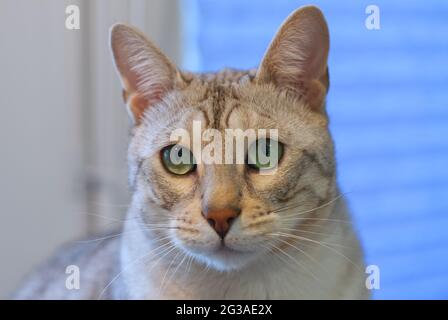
[128, 84, 167, 124]
[145, 84, 168, 105]
[128, 93, 149, 123]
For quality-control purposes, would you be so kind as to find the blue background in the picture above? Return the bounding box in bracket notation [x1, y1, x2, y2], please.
[181, 0, 448, 299]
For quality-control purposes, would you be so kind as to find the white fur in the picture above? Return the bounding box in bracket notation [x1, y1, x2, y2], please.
[118, 193, 368, 299]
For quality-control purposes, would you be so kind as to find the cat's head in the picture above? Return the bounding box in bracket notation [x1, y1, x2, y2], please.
[110, 6, 336, 271]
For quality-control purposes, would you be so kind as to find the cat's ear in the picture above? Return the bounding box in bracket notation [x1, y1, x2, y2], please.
[256, 6, 330, 113]
[110, 24, 181, 124]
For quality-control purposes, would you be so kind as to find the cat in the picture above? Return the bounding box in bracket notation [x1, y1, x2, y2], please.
[14, 5, 369, 299]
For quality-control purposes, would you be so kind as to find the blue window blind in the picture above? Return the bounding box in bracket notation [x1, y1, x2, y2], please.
[181, 0, 448, 299]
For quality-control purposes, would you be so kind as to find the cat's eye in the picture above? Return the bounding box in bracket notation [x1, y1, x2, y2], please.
[247, 139, 284, 171]
[161, 145, 196, 175]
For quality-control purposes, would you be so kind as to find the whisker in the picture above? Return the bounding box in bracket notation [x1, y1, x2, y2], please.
[159, 250, 182, 293]
[263, 241, 322, 287]
[278, 227, 349, 243]
[261, 243, 299, 271]
[97, 239, 173, 300]
[74, 212, 129, 223]
[275, 237, 321, 266]
[280, 217, 353, 224]
[270, 196, 309, 213]
[269, 232, 362, 271]
[185, 254, 195, 275]
[273, 238, 331, 291]
[74, 212, 180, 231]
[162, 252, 189, 293]
[146, 245, 180, 284]
[260, 244, 306, 298]
[276, 192, 348, 217]
[271, 232, 354, 249]
[76, 227, 176, 244]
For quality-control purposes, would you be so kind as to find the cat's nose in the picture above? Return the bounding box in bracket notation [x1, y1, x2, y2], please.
[202, 207, 241, 239]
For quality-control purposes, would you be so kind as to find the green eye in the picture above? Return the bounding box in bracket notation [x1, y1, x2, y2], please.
[247, 139, 284, 171]
[161, 145, 196, 175]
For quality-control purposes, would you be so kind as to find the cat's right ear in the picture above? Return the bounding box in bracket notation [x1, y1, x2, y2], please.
[110, 24, 181, 124]
[256, 6, 330, 113]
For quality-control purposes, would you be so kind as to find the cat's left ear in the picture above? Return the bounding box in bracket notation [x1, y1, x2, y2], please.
[110, 24, 182, 124]
[256, 6, 330, 113]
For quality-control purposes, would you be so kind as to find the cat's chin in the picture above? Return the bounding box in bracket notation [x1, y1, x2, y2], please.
[188, 245, 259, 272]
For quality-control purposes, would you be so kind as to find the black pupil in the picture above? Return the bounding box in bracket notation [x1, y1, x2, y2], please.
[259, 140, 270, 157]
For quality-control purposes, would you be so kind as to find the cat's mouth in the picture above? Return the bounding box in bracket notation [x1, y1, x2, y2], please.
[207, 241, 256, 263]
[215, 242, 246, 255]
[177, 235, 262, 271]
[197, 242, 255, 271]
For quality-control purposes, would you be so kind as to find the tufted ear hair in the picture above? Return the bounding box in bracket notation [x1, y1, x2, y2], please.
[256, 6, 330, 113]
[110, 24, 182, 124]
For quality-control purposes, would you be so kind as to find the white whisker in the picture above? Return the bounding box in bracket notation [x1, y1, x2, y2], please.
[276, 193, 348, 217]
[97, 239, 173, 300]
[269, 232, 362, 271]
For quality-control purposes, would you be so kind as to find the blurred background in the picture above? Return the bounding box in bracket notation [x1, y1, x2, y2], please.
[0, 0, 447, 299]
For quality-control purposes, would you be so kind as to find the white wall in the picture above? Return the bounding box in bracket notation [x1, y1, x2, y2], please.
[0, 0, 180, 298]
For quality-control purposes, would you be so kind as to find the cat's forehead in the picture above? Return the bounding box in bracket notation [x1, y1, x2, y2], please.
[182, 68, 257, 88]
[177, 69, 255, 130]
[138, 68, 326, 152]
[179, 69, 320, 131]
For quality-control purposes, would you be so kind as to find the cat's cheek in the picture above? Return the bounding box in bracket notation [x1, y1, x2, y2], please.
[172, 225, 221, 254]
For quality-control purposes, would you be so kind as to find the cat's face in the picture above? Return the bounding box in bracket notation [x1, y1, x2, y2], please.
[111, 6, 335, 271]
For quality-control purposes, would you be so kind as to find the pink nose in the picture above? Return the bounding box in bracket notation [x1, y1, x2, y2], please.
[202, 207, 241, 238]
